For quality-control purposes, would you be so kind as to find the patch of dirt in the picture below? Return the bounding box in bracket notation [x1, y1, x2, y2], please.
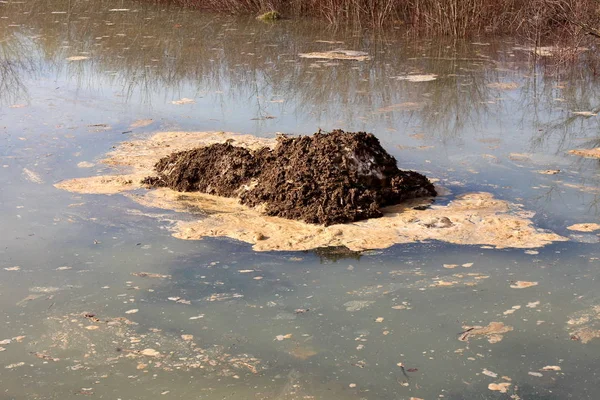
[143, 130, 437, 226]
[55, 130, 568, 252]
[144, 143, 269, 197]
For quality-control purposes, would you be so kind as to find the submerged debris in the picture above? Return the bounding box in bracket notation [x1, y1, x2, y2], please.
[312, 246, 363, 262]
[143, 130, 437, 226]
[487, 82, 519, 90]
[567, 305, 600, 343]
[23, 168, 43, 184]
[459, 322, 513, 343]
[31, 312, 263, 375]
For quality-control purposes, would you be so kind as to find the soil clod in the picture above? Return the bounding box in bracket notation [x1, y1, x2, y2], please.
[143, 130, 437, 226]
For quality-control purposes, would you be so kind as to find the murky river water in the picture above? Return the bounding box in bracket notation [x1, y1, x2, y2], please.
[2, 1, 600, 399]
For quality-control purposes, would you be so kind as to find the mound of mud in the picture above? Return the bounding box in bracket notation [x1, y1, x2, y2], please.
[143, 130, 436, 226]
[143, 143, 271, 197]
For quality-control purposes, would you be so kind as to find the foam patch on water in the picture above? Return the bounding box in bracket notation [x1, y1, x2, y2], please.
[55, 131, 568, 252]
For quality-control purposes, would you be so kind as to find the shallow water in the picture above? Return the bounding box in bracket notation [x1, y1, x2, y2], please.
[2, 1, 600, 399]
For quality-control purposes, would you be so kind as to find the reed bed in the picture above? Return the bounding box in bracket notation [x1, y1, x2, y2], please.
[168, 0, 600, 37]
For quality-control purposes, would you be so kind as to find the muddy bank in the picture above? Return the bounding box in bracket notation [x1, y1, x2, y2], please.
[143, 130, 437, 226]
[55, 131, 568, 252]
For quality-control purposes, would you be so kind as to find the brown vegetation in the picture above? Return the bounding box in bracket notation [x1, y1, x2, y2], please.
[166, 0, 600, 36]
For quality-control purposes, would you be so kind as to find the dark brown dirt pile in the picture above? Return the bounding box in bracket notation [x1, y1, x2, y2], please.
[142, 143, 271, 197]
[142, 130, 437, 226]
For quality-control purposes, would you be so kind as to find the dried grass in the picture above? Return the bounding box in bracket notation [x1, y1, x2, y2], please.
[166, 0, 600, 37]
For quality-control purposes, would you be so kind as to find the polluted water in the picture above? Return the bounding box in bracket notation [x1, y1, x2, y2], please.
[2, 1, 600, 399]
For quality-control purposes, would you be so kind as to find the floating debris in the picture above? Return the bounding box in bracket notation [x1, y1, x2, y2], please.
[568, 148, 600, 158]
[488, 382, 511, 393]
[66, 56, 90, 61]
[510, 281, 538, 289]
[171, 98, 195, 105]
[344, 300, 374, 312]
[567, 305, 600, 343]
[459, 322, 513, 343]
[5, 362, 25, 369]
[482, 368, 498, 378]
[541, 365, 561, 371]
[130, 119, 154, 129]
[503, 305, 521, 315]
[140, 348, 160, 357]
[571, 111, 597, 117]
[30, 312, 262, 375]
[567, 223, 600, 232]
[298, 50, 370, 61]
[131, 272, 171, 279]
[23, 168, 43, 184]
[396, 74, 437, 82]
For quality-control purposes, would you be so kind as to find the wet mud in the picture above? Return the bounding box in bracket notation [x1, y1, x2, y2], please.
[143, 130, 437, 226]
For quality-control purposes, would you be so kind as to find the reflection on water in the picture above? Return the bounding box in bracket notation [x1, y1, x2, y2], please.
[2, 0, 600, 399]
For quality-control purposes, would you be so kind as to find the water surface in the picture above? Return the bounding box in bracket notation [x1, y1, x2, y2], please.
[2, 1, 600, 399]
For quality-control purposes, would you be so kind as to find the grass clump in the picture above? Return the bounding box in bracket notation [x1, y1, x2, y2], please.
[257, 10, 281, 21]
